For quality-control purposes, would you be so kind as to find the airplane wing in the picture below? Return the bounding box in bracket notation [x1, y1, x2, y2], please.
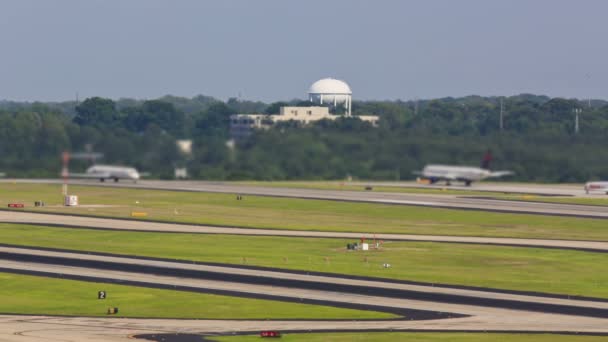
[488, 171, 514, 178]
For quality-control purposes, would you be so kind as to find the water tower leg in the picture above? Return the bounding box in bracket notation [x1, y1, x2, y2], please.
[347, 96, 352, 117]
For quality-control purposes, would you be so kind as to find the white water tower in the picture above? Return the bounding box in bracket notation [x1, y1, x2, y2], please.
[308, 78, 352, 116]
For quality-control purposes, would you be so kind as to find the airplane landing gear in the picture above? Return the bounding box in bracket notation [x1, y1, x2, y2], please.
[465, 180, 472, 187]
[114, 178, 119, 183]
[100, 178, 105, 182]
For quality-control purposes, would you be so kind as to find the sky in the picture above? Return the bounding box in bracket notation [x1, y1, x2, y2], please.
[0, 0, 606, 102]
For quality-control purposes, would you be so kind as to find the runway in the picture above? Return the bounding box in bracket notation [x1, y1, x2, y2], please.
[4, 179, 607, 218]
[350, 181, 587, 197]
[3, 211, 608, 252]
[2, 245, 608, 341]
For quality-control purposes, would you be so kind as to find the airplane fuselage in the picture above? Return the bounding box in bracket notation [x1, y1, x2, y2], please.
[415, 151, 512, 186]
[421, 165, 491, 185]
[584, 182, 608, 195]
[86, 165, 140, 182]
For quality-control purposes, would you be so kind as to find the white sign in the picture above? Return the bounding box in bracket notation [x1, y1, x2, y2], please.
[64, 195, 78, 206]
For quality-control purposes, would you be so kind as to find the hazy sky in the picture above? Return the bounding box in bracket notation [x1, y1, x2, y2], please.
[1, 0, 606, 102]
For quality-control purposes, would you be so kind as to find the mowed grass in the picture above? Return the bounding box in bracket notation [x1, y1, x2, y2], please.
[0, 272, 395, 319]
[5, 224, 608, 298]
[3, 183, 608, 240]
[211, 332, 608, 342]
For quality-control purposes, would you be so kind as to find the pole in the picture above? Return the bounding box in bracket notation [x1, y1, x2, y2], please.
[574, 108, 581, 134]
[499, 98, 504, 131]
[61, 151, 69, 196]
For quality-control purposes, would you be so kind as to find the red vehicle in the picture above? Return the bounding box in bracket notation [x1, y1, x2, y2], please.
[260, 331, 281, 338]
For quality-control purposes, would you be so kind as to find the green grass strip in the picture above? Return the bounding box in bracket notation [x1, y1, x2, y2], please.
[0, 272, 395, 319]
[4, 224, 608, 298]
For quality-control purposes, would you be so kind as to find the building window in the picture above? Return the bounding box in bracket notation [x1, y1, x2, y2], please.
[307, 111, 312, 115]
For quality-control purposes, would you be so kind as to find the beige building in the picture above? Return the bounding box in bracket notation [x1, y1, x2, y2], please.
[230, 106, 379, 140]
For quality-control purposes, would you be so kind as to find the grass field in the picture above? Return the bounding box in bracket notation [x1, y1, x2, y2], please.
[5, 223, 608, 298]
[211, 332, 608, 342]
[0, 272, 395, 319]
[2, 183, 608, 241]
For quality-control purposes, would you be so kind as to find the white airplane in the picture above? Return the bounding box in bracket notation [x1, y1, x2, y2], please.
[414, 152, 513, 186]
[70, 165, 141, 183]
[584, 181, 608, 195]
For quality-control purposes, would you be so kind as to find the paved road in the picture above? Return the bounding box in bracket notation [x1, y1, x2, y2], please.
[3, 211, 608, 252]
[2, 247, 608, 341]
[3, 312, 608, 342]
[4, 179, 607, 218]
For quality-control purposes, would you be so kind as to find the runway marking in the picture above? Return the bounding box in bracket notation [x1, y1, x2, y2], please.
[370, 199, 440, 206]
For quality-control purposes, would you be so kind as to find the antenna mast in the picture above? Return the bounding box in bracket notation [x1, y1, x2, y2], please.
[574, 108, 581, 134]
[499, 98, 505, 131]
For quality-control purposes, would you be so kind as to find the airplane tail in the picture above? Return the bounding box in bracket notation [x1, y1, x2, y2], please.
[481, 150, 513, 178]
[481, 150, 492, 170]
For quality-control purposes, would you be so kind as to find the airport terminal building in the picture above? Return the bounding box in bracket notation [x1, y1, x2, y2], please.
[230, 106, 379, 140]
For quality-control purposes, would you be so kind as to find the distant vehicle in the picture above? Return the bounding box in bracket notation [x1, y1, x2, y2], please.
[71, 165, 141, 183]
[584, 182, 608, 195]
[414, 151, 513, 186]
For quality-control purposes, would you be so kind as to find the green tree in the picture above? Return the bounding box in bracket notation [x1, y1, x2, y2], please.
[74, 97, 119, 127]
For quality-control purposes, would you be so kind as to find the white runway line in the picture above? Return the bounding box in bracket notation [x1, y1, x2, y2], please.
[370, 199, 441, 206]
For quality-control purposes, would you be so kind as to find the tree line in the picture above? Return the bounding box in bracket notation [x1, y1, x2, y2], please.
[1, 93, 607, 182]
